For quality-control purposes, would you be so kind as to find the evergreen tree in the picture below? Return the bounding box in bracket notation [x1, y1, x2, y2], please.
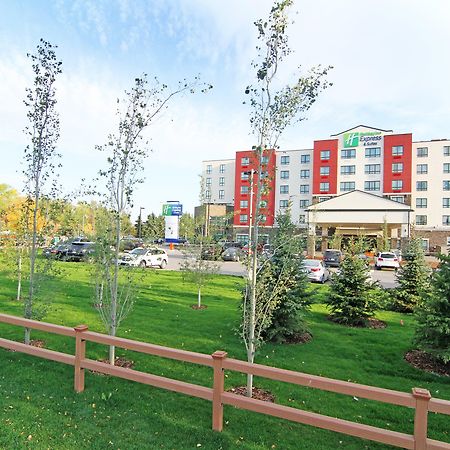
[263, 209, 311, 343]
[393, 238, 430, 312]
[413, 254, 450, 363]
[326, 248, 378, 326]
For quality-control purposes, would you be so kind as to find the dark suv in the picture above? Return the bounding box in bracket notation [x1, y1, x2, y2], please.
[323, 249, 342, 267]
[63, 241, 96, 261]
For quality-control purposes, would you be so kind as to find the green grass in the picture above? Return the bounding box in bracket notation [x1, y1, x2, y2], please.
[0, 261, 449, 450]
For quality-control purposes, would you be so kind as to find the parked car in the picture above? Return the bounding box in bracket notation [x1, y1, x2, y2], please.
[323, 249, 342, 267]
[120, 237, 144, 251]
[118, 247, 168, 268]
[222, 241, 243, 250]
[374, 251, 400, 270]
[201, 245, 223, 260]
[222, 247, 244, 262]
[300, 259, 330, 283]
[63, 241, 96, 261]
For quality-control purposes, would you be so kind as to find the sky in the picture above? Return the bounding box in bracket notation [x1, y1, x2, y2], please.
[1, 0, 449, 221]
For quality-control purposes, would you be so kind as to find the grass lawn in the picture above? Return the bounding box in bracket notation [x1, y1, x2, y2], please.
[0, 260, 449, 449]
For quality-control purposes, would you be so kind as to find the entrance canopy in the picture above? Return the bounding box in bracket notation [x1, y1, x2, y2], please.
[306, 190, 412, 234]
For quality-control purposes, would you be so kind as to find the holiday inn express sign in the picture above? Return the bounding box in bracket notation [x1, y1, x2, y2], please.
[343, 131, 383, 148]
[162, 203, 183, 216]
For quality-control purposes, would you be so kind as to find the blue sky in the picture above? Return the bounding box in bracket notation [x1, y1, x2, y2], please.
[1, 0, 449, 220]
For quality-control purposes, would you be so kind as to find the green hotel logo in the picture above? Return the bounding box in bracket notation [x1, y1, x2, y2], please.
[343, 132, 359, 148]
[343, 131, 383, 148]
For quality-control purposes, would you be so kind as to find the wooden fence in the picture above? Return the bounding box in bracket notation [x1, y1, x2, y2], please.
[0, 312, 449, 450]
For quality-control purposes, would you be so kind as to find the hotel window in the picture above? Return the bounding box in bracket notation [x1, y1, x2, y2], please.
[205, 190, 211, 200]
[443, 198, 450, 208]
[417, 147, 428, 157]
[218, 190, 224, 200]
[444, 181, 450, 191]
[365, 147, 381, 158]
[392, 163, 403, 173]
[320, 182, 329, 192]
[261, 156, 269, 165]
[240, 200, 248, 209]
[300, 169, 310, 179]
[280, 185, 289, 194]
[219, 164, 225, 173]
[320, 166, 330, 176]
[365, 164, 381, 174]
[242, 157, 249, 166]
[416, 198, 427, 208]
[320, 150, 330, 160]
[240, 214, 248, 223]
[341, 149, 356, 159]
[300, 154, 310, 164]
[279, 200, 289, 208]
[443, 216, 450, 226]
[280, 170, 289, 179]
[299, 215, 306, 223]
[392, 146, 404, 156]
[340, 182, 355, 192]
[260, 171, 269, 179]
[416, 215, 427, 225]
[206, 165, 212, 174]
[392, 180, 403, 190]
[341, 165, 356, 175]
[260, 200, 268, 208]
[206, 178, 212, 186]
[280, 155, 290, 165]
[241, 171, 249, 181]
[219, 177, 225, 186]
[444, 163, 450, 174]
[364, 181, 380, 191]
[299, 184, 309, 194]
[299, 199, 310, 208]
[390, 196, 405, 203]
[241, 185, 249, 194]
[416, 181, 428, 191]
[444, 146, 450, 157]
[259, 215, 267, 223]
[417, 164, 428, 174]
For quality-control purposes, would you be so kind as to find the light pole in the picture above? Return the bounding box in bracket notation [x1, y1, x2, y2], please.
[138, 207, 145, 238]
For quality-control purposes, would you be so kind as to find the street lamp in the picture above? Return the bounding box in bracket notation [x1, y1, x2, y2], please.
[138, 207, 145, 239]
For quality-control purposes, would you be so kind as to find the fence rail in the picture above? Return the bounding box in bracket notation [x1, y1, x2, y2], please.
[0, 312, 449, 450]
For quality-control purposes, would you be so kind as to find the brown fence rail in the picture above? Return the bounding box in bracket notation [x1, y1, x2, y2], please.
[0, 313, 449, 450]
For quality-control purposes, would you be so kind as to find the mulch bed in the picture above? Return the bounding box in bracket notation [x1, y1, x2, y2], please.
[284, 332, 313, 344]
[227, 386, 275, 403]
[327, 316, 387, 329]
[191, 305, 208, 310]
[90, 357, 135, 375]
[405, 350, 450, 377]
[30, 339, 46, 348]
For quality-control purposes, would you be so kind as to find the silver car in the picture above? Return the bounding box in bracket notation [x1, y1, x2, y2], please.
[301, 259, 329, 283]
[118, 247, 168, 269]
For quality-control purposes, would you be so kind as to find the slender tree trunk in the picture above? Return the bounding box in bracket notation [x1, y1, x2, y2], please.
[197, 287, 201, 308]
[16, 247, 22, 301]
[109, 213, 121, 365]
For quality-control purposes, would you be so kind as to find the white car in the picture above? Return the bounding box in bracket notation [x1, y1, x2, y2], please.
[374, 252, 400, 270]
[118, 247, 168, 269]
[300, 259, 329, 283]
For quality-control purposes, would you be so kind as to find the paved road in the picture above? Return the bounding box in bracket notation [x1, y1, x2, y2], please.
[166, 249, 399, 288]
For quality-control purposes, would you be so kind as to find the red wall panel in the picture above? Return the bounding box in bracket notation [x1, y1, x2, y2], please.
[383, 134, 412, 193]
[312, 139, 338, 195]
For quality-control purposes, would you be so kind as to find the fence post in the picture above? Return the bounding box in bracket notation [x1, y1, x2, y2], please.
[212, 350, 228, 432]
[74, 325, 88, 393]
[412, 387, 431, 450]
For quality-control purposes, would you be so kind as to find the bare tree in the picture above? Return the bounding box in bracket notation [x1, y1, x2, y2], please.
[96, 75, 211, 365]
[241, 0, 332, 396]
[22, 39, 62, 344]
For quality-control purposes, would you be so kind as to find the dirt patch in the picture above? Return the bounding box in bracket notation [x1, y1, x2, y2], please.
[191, 305, 208, 310]
[227, 386, 275, 402]
[30, 339, 46, 348]
[284, 332, 313, 344]
[327, 316, 386, 329]
[405, 350, 450, 377]
[90, 357, 135, 375]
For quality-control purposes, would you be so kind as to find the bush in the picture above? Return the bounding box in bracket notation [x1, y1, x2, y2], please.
[326, 253, 379, 326]
[413, 254, 450, 363]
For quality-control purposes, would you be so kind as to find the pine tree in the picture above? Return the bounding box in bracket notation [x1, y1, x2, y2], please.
[394, 238, 430, 312]
[326, 250, 378, 326]
[263, 210, 311, 343]
[413, 254, 450, 363]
